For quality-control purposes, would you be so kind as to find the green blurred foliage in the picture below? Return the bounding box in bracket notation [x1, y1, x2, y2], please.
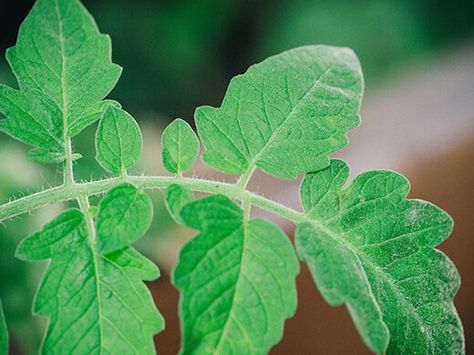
[84, 0, 241, 119]
[0, 145, 56, 354]
[255, 0, 474, 88]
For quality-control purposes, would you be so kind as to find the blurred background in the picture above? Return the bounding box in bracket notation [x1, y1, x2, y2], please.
[1, 0, 473, 353]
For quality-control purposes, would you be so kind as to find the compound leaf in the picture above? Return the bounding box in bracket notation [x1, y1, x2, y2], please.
[0, 300, 7, 355]
[295, 160, 464, 354]
[96, 183, 153, 255]
[16, 208, 163, 354]
[196, 45, 363, 179]
[173, 195, 299, 354]
[165, 184, 195, 224]
[162, 118, 199, 175]
[0, 0, 122, 162]
[95, 105, 142, 175]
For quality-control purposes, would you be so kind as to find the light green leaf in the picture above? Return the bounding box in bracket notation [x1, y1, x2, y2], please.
[96, 183, 153, 255]
[69, 99, 121, 137]
[16, 209, 84, 260]
[165, 184, 195, 224]
[0, 0, 122, 162]
[0, 300, 7, 355]
[95, 105, 142, 174]
[295, 160, 464, 354]
[16, 208, 163, 354]
[174, 195, 299, 354]
[162, 118, 200, 175]
[0, 87, 64, 163]
[196, 45, 363, 179]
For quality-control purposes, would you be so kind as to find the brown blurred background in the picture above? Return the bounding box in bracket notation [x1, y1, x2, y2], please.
[0, 0, 473, 354]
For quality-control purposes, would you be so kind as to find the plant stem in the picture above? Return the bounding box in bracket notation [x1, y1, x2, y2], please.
[236, 166, 256, 190]
[77, 195, 94, 239]
[63, 138, 75, 187]
[0, 176, 306, 226]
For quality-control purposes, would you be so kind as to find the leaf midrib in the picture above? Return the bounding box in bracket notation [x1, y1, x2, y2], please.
[213, 221, 254, 353]
[306, 217, 436, 350]
[242, 64, 335, 175]
[54, 0, 71, 155]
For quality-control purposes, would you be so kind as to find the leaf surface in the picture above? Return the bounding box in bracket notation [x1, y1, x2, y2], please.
[0, 0, 121, 162]
[95, 105, 142, 174]
[96, 183, 153, 255]
[16, 207, 163, 354]
[162, 118, 200, 175]
[295, 160, 464, 354]
[165, 184, 195, 224]
[196, 45, 363, 179]
[174, 195, 299, 354]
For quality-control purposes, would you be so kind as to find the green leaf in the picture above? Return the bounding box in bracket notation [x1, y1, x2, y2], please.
[295, 160, 464, 354]
[196, 45, 363, 179]
[0, 0, 122, 162]
[16, 209, 84, 260]
[0, 300, 7, 355]
[95, 105, 142, 174]
[96, 183, 153, 255]
[0, 87, 64, 163]
[162, 118, 200, 175]
[173, 195, 299, 354]
[69, 99, 121, 137]
[165, 184, 195, 224]
[16, 208, 163, 354]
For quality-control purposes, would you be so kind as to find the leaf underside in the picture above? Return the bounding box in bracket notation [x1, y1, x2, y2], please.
[196, 45, 363, 179]
[165, 184, 195, 224]
[16, 194, 164, 354]
[174, 195, 299, 354]
[95, 105, 143, 174]
[0, 0, 121, 163]
[96, 183, 153, 255]
[296, 160, 464, 354]
[162, 118, 200, 175]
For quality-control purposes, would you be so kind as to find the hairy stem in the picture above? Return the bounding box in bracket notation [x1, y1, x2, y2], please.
[0, 176, 305, 226]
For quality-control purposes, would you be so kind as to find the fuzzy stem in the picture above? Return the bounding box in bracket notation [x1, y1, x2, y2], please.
[0, 176, 305, 226]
